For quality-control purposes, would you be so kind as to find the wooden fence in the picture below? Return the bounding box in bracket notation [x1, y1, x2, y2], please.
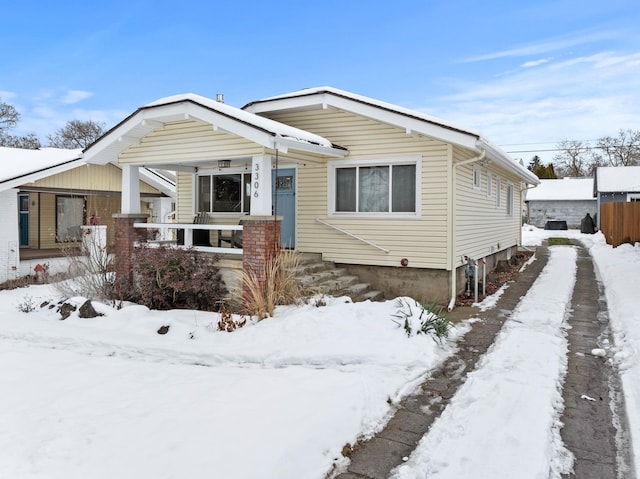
[600, 201, 640, 247]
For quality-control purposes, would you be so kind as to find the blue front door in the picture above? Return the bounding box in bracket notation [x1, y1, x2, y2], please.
[19, 194, 29, 246]
[273, 168, 295, 248]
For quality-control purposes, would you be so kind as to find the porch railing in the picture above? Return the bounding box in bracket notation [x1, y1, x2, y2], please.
[133, 222, 243, 255]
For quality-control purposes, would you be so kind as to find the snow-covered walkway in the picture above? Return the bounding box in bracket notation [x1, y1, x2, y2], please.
[390, 246, 578, 478]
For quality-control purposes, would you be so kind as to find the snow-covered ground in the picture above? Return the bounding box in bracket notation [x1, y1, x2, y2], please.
[0, 287, 471, 478]
[1, 227, 638, 479]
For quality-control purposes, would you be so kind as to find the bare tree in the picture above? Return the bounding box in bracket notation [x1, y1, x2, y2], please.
[593, 129, 640, 167]
[0, 100, 20, 132]
[552, 140, 593, 177]
[0, 98, 42, 149]
[0, 132, 41, 149]
[47, 119, 106, 149]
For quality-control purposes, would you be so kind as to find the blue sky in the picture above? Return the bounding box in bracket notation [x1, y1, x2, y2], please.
[2, 0, 639, 163]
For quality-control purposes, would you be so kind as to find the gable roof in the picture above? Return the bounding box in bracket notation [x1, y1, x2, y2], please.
[0, 146, 84, 191]
[83, 93, 347, 166]
[0, 146, 175, 197]
[594, 166, 640, 193]
[525, 177, 595, 201]
[244, 86, 539, 185]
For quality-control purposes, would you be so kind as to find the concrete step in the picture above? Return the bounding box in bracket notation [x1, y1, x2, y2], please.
[296, 268, 349, 287]
[292, 255, 385, 303]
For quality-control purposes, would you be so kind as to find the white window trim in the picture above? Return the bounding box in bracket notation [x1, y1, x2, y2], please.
[496, 176, 502, 207]
[506, 182, 514, 216]
[486, 171, 493, 197]
[328, 156, 422, 219]
[194, 167, 253, 216]
[473, 164, 482, 190]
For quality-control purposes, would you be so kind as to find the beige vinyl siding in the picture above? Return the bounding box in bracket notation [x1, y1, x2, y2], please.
[120, 120, 264, 165]
[268, 108, 451, 269]
[23, 164, 159, 195]
[38, 193, 57, 249]
[453, 146, 523, 267]
[176, 172, 194, 223]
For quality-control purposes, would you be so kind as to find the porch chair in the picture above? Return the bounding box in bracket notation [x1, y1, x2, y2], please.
[192, 212, 213, 247]
[217, 219, 244, 248]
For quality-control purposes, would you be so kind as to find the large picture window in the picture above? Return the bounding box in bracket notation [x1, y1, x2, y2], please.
[197, 173, 251, 213]
[332, 161, 417, 215]
[56, 196, 85, 242]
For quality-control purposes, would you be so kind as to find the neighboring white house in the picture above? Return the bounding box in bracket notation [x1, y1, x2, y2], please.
[525, 177, 596, 228]
[0, 147, 175, 285]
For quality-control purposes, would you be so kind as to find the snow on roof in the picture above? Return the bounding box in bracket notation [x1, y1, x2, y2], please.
[525, 178, 595, 201]
[0, 147, 83, 188]
[146, 93, 334, 148]
[245, 86, 480, 137]
[245, 86, 539, 185]
[596, 166, 640, 192]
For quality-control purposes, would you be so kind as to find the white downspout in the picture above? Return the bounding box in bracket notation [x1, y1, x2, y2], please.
[448, 149, 486, 312]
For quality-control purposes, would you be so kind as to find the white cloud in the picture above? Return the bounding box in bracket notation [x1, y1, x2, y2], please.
[420, 50, 640, 164]
[521, 58, 552, 68]
[461, 30, 621, 63]
[60, 90, 94, 104]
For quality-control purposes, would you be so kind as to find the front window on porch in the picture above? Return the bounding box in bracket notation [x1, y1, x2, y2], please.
[56, 195, 86, 242]
[197, 173, 251, 213]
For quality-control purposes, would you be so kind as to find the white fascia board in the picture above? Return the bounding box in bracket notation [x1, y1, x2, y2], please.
[478, 140, 540, 185]
[84, 111, 159, 165]
[325, 95, 479, 150]
[0, 158, 86, 192]
[139, 168, 176, 198]
[272, 137, 348, 158]
[182, 102, 275, 149]
[244, 95, 324, 114]
[247, 92, 479, 150]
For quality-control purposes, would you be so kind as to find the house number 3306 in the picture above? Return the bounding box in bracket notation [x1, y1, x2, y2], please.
[253, 163, 260, 198]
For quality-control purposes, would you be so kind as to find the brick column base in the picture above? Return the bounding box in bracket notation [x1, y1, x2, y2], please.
[242, 216, 281, 307]
[113, 213, 148, 294]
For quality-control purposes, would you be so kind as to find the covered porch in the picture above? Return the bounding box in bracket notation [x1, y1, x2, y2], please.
[82, 93, 347, 301]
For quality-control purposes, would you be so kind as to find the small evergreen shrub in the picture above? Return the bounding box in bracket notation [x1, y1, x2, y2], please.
[132, 245, 227, 312]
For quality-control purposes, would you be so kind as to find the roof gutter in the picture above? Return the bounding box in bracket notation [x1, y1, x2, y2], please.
[448, 149, 486, 312]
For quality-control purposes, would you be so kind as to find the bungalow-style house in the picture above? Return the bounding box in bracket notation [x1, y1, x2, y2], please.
[593, 166, 640, 229]
[525, 177, 596, 229]
[83, 87, 539, 307]
[0, 146, 175, 284]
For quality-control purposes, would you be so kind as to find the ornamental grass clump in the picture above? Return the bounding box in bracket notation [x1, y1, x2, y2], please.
[241, 249, 305, 320]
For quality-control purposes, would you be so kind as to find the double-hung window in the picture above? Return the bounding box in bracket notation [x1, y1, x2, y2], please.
[331, 159, 419, 215]
[197, 172, 251, 213]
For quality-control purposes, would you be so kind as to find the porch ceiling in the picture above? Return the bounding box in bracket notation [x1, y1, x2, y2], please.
[83, 94, 348, 168]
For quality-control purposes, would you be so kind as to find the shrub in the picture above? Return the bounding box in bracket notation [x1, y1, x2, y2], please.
[55, 236, 114, 302]
[391, 298, 452, 342]
[132, 245, 227, 311]
[241, 249, 305, 319]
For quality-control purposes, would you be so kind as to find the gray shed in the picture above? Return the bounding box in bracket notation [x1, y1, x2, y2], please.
[525, 177, 596, 229]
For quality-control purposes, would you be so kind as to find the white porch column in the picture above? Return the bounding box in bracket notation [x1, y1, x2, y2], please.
[121, 165, 141, 214]
[250, 155, 273, 216]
